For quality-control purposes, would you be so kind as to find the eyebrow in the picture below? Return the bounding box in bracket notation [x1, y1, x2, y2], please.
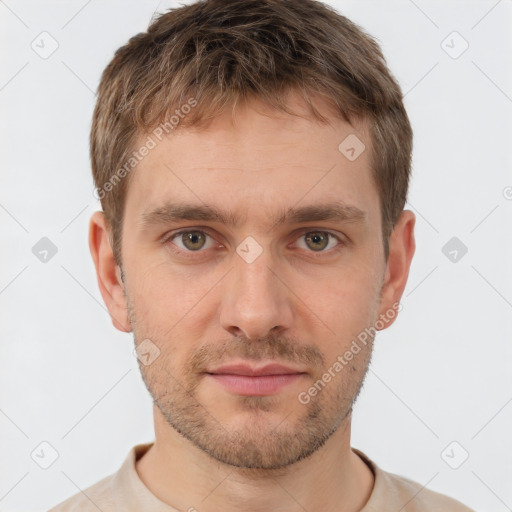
[140, 201, 366, 230]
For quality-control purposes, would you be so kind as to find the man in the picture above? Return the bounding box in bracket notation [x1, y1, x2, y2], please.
[50, 0, 475, 510]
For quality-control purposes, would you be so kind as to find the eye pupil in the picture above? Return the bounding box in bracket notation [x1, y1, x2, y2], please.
[183, 231, 206, 251]
[305, 232, 329, 251]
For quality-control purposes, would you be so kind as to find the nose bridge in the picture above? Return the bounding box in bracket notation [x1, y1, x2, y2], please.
[219, 242, 293, 339]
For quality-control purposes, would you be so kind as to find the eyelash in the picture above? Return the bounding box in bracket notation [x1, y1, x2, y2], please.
[162, 228, 346, 257]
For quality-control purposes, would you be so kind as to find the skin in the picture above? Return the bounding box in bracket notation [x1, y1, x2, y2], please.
[89, 91, 415, 512]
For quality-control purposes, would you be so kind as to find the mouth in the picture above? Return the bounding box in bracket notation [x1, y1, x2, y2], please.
[205, 362, 306, 377]
[204, 362, 307, 396]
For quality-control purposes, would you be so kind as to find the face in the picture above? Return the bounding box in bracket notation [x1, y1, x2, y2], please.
[100, 92, 412, 470]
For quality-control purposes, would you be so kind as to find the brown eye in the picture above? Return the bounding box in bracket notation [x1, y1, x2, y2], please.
[168, 231, 211, 252]
[304, 231, 330, 251]
[295, 231, 343, 253]
[166, 229, 219, 255]
[180, 231, 208, 251]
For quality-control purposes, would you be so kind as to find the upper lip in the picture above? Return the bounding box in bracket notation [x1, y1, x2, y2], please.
[206, 363, 306, 376]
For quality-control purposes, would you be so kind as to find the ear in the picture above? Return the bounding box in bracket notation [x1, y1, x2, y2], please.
[377, 209, 416, 329]
[89, 211, 131, 333]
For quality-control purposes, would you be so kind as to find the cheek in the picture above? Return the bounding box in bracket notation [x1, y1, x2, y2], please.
[307, 266, 381, 349]
[126, 260, 216, 362]
[126, 231, 383, 339]
[129, 258, 214, 320]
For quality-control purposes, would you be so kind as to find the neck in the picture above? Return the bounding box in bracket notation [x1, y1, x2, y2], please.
[136, 405, 374, 512]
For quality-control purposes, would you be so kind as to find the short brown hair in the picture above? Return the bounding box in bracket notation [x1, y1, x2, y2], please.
[91, 0, 412, 265]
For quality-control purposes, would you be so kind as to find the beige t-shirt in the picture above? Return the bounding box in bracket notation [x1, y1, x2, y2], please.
[49, 443, 475, 511]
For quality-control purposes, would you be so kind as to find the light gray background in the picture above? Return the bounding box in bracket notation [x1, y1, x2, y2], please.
[1, 1, 511, 511]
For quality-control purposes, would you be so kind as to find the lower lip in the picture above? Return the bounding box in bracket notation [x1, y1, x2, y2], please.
[206, 373, 305, 396]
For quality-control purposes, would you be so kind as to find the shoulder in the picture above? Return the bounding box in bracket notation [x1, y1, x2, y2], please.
[353, 448, 476, 512]
[377, 469, 475, 511]
[48, 472, 117, 512]
[47, 443, 152, 512]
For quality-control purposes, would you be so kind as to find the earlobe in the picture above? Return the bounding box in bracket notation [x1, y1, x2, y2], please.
[89, 211, 132, 333]
[377, 209, 416, 330]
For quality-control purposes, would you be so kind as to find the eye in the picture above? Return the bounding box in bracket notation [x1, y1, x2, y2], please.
[295, 231, 342, 252]
[169, 230, 216, 252]
[163, 229, 344, 256]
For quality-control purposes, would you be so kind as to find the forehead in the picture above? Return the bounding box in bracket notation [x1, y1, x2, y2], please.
[124, 94, 379, 230]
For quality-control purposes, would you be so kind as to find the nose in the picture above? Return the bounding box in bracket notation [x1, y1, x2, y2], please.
[219, 248, 294, 340]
